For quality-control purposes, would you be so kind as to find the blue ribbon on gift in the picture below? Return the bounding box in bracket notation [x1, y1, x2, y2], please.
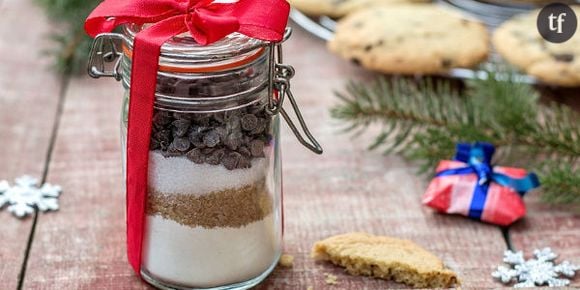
[435, 142, 540, 220]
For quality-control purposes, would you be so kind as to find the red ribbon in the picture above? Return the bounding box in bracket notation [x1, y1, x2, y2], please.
[85, 0, 289, 275]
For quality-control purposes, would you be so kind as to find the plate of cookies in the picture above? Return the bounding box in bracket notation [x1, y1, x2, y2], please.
[289, 0, 580, 87]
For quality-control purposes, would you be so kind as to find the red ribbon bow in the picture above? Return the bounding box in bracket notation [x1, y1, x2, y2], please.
[86, 0, 290, 45]
[85, 0, 289, 275]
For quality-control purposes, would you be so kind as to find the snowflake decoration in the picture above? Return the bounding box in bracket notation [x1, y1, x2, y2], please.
[492, 247, 579, 288]
[0, 175, 62, 218]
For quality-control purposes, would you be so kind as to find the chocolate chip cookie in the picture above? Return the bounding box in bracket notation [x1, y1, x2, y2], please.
[493, 7, 580, 86]
[328, 4, 489, 74]
[289, 0, 430, 18]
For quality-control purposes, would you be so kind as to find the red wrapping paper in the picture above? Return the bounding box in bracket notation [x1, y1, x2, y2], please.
[422, 160, 528, 226]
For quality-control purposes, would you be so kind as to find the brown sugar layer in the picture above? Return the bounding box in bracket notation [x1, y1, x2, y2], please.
[147, 179, 273, 229]
[311, 232, 459, 288]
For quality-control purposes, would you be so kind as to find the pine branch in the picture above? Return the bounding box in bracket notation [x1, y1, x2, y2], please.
[35, 0, 100, 75]
[331, 74, 580, 204]
[538, 161, 580, 205]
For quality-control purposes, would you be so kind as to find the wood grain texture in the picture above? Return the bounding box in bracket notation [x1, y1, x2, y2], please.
[510, 192, 580, 287]
[256, 24, 508, 289]
[21, 77, 151, 289]
[19, 24, 560, 289]
[0, 0, 61, 288]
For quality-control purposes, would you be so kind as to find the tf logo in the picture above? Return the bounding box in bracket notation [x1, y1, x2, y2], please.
[537, 3, 577, 43]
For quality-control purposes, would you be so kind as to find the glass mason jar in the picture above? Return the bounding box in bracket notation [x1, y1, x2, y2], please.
[88, 24, 321, 290]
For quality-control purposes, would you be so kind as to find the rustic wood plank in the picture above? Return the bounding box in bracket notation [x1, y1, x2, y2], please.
[503, 61, 580, 289]
[0, 0, 62, 288]
[509, 192, 580, 287]
[22, 77, 152, 289]
[255, 24, 508, 289]
[24, 25, 508, 288]
[507, 47, 580, 289]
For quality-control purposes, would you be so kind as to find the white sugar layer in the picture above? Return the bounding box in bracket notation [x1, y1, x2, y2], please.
[142, 214, 279, 288]
[148, 151, 267, 195]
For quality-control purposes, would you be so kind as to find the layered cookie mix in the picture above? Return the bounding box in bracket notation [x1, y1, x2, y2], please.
[328, 4, 489, 75]
[142, 104, 280, 288]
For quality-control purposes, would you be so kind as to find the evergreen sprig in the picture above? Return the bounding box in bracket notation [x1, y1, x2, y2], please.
[35, 0, 100, 75]
[331, 74, 580, 204]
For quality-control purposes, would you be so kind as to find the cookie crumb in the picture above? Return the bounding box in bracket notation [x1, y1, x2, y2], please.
[324, 273, 338, 285]
[279, 254, 294, 267]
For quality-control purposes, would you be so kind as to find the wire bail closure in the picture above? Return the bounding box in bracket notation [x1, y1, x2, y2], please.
[266, 28, 323, 155]
[87, 33, 126, 81]
[87, 27, 323, 155]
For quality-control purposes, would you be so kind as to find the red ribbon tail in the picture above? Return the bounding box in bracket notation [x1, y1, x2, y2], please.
[125, 15, 187, 274]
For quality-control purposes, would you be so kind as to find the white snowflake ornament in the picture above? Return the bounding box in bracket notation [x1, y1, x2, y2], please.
[504, 250, 525, 265]
[534, 248, 558, 262]
[493, 265, 518, 283]
[493, 247, 579, 288]
[556, 261, 580, 278]
[0, 175, 62, 218]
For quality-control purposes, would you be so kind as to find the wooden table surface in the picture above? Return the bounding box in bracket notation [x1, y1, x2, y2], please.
[1, 1, 579, 289]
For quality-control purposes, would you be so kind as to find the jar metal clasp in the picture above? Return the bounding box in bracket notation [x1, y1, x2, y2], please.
[87, 33, 127, 81]
[267, 28, 323, 155]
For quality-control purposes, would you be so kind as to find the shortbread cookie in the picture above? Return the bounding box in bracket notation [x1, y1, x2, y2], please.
[289, 0, 429, 18]
[493, 7, 580, 86]
[312, 232, 459, 288]
[328, 4, 489, 75]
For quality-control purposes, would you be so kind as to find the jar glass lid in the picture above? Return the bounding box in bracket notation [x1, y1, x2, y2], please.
[123, 24, 268, 64]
